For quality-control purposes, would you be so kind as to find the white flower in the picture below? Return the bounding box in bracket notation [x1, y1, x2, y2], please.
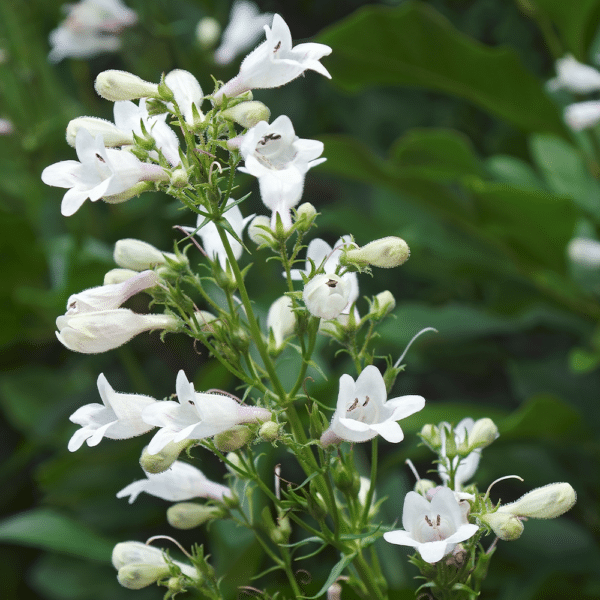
[303, 274, 350, 320]
[142, 370, 271, 455]
[568, 237, 600, 267]
[117, 461, 231, 504]
[64, 270, 157, 315]
[214, 14, 331, 100]
[497, 482, 576, 520]
[196, 17, 221, 50]
[383, 487, 479, 563]
[165, 70, 203, 125]
[48, 27, 121, 63]
[112, 541, 196, 580]
[41, 129, 169, 216]
[114, 238, 185, 271]
[320, 365, 425, 445]
[564, 100, 600, 131]
[438, 418, 480, 490]
[68, 373, 157, 451]
[0, 118, 14, 135]
[181, 199, 254, 269]
[547, 55, 600, 93]
[267, 295, 296, 349]
[56, 309, 178, 354]
[291, 236, 359, 314]
[213, 1, 272, 66]
[240, 116, 325, 229]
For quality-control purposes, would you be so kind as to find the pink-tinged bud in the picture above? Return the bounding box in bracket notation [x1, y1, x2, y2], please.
[95, 70, 160, 102]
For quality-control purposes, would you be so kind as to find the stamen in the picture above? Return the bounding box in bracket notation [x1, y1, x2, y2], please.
[362, 395, 370, 407]
[273, 41, 281, 52]
[436, 514, 441, 527]
[259, 133, 281, 145]
[95, 153, 106, 163]
[348, 398, 359, 411]
[424, 516, 433, 527]
[326, 279, 337, 288]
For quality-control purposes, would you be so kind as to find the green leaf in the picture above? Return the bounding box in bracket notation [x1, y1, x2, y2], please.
[318, 2, 565, 134]
[0, 509, 115, 561]
[300, 552, 357, 599]
[485, 155, 546, 190]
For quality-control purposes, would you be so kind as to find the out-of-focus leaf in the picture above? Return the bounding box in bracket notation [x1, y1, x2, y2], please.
[318, 2, 565, 134]
[569, 347, 600, 373]
[529, 133, 600, 218]
[485, 155, 547, 190]
[0, 509, 114, 561]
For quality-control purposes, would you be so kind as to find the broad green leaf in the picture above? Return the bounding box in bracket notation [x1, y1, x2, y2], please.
[529, 133, 600, 218]
[0, 509, 115, 561]
[318, 2, 565, 134]
[485, 155, 546, 190]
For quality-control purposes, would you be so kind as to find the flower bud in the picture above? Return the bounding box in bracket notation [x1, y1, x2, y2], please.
[327, 582, 342, 600]
[419, 424, 442, 451]
[66, 117, 134, 147]
[371, 290, 396, 319]
[104, 268, 139, 285]
[104, 181, 159, 204]
[224, 452, 243, 475]
[167, 503, 225, 529]
[140, 440, 191, 474]
[479, 511, 524, 541]
[259, 421, 280, 442]
[341, 236, 410, 269]
[193, 310, 218, 333]
[498, 483, 576, 519]
[196, 17, 221, 49]
[414, 479, 437, 496]
[267, 295, 296, 352]
[294, 202, 317, 233]
[248, 215, 275, 245]
[214, 425, 253, 452]
[114, 239, 187, 271]
[333, 462, 360, 495]
[466, 418, 499, 452]
[170, 168, 189, 188]
[118, 564, 170, 589]
[303, 274, 350, 320]
[95, 70, 160, 102]
[221, 101, 270, 128]
[112, 541, 196, 579]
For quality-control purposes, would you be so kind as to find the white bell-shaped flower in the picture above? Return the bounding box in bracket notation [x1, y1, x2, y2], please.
[165, 69, 204, 125]
[547, 55, 600, 93]
[117, 461, 231, 504]
[383, 487, 479, 563]
[68, 373, 157, 451]
[112, 541, 196, 580]
[303, 274, 350, 320]
[142, 370, 271, 455]
[320, 365, 425, 445]
[438, 418, 481, 490]
[41, 129, 169, 216]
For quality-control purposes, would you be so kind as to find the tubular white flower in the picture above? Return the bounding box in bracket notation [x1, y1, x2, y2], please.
[438, 418, 481, 490]
[383, 487, 479, 563]
[41, 129, 169, 216]
[114, 238, 184, 271]
[112, 541, 196, 579]
[142, 370, 271, 455]
[64, 270, 158, 315]
[239, 116, 325, 230]
[267, 295, 296, 349]
[95, 70, 160, 102]
[56, 309, 179, 354]
[547, 55, 600, 93]
[213, 1, 272, 66]
[497, 482, 576, 519]
[66, 116, 134, 148]
[68, 373, 157, 451]
[564, 100, 600, 131]
[117, 461, 232, 504]
[48, 27, 121, 63]
[320, 365, 425, 445]
[568, 236, 600, 267]
[165, 69, 203, 125]
[291, 236, 359, 314]
[180, 199, 254, 269]
[214, 14, 331, 100]
[303, 274, 350, 320]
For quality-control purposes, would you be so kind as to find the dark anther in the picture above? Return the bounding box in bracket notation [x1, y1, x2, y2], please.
[258, 133, 281, 145]
[348, 398, 359, 411]
[95, 153, 105, 162]
[424, 515, 433, 527]
[274, 41, 282, 52]
[436, 514, 441, 526]
[326, 279, 337, 288]
[363, 395, 370, 407]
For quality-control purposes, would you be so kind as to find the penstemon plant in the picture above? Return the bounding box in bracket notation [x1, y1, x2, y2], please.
[41, 13, 577, 600]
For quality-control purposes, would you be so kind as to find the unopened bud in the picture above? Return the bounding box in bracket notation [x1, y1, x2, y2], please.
[104, 268, 139, 285]
[196, 17, 221, 50]
[295, 202, 317, 232]
[479, 511, 524, 541]
[498, 483, 576, 519]
[114, 239, 186, 271]
[170, 168, 189, 188]
[420, 424, 441, 451]
[248, 215, 275, 245]
[259, 421, 280, 442]
[221, 101, 270, 128]
[327, 582, 342, 600]
[467, 418, 499, 452]
[140, 440, 190, 474]
[371, 290, 396, 319]
[104, 181, 158, 204]
[414, 479, 437, 496]
[214, 425, 253, 452]
[167, 577, 186, 594]
[167, 503, 225, 529]
[95, 70, 160, 102]
[224, 452, 243, 475]
[66, 117, 134, 147]
[342, 236, 410, 269]
[193, 310, 218, 333]
[333, 462, 360, 495]
[117, 564, 170, 589]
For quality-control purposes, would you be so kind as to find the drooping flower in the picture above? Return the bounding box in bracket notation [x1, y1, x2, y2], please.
[214, 14, 331, 101]
[438, 418, 481, 490]
[142, 370, 271, 455]
[547, 55, 600, 94]
[117, 461, 232, 504]
[564, 100, 600, 131]
[239, 116, 325, 230]
[180, 199, 254, 269]
[383, 487, 479, 563]
[41, 128, 169, 216]
[68, 373, 157, 451]
[56, 309, 179, 354]
[320, 365, 425, 445]
[213, 1, 272, 66]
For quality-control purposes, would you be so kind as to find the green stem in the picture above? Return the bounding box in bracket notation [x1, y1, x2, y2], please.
[353, 552, 386, 600]
[360, 438, 378, 526]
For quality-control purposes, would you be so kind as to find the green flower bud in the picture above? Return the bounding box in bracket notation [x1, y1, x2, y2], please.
[117, 564, 170, 589]
[221, 101, 270, 128]
[167, 577, 186, 594]
[103, 268, 139, 285]
[167, 503, 225, 529]
[170, 168, 189, 188]
[193, 310, 218, 334]
[414, 479, 437, 496]
[259, 421, 280, 442]
[479, 511, 524, 541]
[466, 418, 499, 452]
[294, 202, 317, 232]
[341, 236, 410, 269]
[333, 462, 360, 495]
[104, 181, 159, 205]
[95, 70, 160, 102]
[114, 239, 187, 271]
[248, 215, 275, 245]
[140, 440, 191, 474]
[371, 290, 396, 319]
[419, 424, 442, 451]
[498, 483, 576, 519]
[214, 425, 253, 452]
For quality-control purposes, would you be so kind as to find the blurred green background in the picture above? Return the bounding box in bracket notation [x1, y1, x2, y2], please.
[1, 0, 600, 598]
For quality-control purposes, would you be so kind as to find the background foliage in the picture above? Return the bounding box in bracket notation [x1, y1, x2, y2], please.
[1, 0, 599, 599]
